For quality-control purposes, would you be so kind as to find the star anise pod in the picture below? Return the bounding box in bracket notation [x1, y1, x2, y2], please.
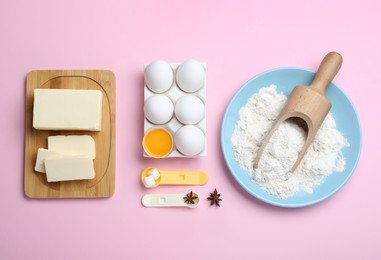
[207, 188, 222, 207]
[184, 191, 198, 205]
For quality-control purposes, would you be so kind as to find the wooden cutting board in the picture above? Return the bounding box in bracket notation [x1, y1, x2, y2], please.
[24, 70, 115, 198]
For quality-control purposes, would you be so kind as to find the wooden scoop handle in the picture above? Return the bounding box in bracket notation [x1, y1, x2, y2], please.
[310, 51, 343, 95]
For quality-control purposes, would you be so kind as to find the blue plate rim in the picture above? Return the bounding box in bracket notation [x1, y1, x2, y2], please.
[221, 67, 362, 208]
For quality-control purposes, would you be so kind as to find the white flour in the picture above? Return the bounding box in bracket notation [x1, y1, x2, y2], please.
[231, 85, 350, 199]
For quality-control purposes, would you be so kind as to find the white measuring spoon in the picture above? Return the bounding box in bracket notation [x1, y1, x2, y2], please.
[141, 192, 199, 208]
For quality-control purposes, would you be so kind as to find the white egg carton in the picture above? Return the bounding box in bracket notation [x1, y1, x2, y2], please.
[143, 61, 206, 158]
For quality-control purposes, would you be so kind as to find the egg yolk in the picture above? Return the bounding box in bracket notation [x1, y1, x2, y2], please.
[143, 128, 173, 158]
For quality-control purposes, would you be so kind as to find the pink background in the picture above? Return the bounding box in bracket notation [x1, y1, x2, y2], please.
[1, 0, 379, 259]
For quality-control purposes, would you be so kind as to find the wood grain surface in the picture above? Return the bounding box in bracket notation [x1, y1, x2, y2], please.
[24, 70, 115, 198]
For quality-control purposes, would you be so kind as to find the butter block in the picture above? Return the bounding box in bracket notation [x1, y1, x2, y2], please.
[44, 155, 95, 182]
[33, 89, 103, 131]
[34, 148, 59, 173]
[48, 135, 96, 159]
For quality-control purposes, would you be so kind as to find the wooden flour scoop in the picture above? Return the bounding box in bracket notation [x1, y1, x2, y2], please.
[253, 51, 343, 172]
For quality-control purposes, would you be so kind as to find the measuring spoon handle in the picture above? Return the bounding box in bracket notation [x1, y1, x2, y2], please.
[160, 171, 208, 185]
[310, 51, 343, 95]
[142, 193, 198, 208]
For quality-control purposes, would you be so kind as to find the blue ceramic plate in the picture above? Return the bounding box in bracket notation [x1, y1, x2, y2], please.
[221, 68, 362, 208]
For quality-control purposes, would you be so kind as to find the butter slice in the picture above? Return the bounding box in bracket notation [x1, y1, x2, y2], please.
[44, 155, 95, 182]
[48, 135, 95, 159]
[33, 89, 102, 131]
[34, 148, 59, 173]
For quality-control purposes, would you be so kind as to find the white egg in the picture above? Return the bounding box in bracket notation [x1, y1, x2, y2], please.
[144, 95, 174, 124]
[176, 60, 205, 93]
[174, 125, 205, 156]
[144, 60, 174, 93]
[175, 95, 205, 124]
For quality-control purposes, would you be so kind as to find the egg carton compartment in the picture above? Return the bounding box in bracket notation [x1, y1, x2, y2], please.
[143, 60, 206, 158]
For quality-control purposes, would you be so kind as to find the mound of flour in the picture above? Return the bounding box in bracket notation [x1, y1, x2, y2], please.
[231, 85, 349, 199]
